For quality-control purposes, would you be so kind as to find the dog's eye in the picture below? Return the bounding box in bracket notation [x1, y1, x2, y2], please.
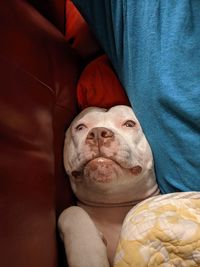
[75, 124, 86, 131]
[123, 120, 136, 128]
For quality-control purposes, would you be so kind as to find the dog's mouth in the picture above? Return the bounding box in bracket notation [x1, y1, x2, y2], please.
[71, 156, 142, 179]
[71, 157, 116, 178]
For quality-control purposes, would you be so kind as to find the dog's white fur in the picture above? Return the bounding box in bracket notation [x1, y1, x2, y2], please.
[58, 105, 159, 266]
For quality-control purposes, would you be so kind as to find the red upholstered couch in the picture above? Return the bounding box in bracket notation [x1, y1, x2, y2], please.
[0, 1, 81, 267]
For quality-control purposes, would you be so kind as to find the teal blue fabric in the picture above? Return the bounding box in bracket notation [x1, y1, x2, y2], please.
[72, 0, 200, 193]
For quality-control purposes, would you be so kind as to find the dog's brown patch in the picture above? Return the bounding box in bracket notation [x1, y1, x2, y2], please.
[130, 166, 142, 175]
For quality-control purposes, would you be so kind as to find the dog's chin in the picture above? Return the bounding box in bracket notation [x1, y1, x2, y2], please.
[70, 157, 143, 184]
[83, 157, 122, 183]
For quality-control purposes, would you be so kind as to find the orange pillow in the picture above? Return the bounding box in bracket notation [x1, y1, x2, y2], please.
[77, 55, 130, 110]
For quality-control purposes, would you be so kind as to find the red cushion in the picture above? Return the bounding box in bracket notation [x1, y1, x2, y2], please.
[66, 0, 101, 59]
[77, 55, 130, 110]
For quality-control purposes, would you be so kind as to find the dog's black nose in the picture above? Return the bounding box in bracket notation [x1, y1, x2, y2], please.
[86, 127, 114, 143]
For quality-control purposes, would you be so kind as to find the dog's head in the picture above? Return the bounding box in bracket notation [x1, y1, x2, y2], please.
[64, 105, 159, 206]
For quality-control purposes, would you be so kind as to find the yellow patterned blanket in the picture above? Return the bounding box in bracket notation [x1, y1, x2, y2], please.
[114, 192, 200, 267]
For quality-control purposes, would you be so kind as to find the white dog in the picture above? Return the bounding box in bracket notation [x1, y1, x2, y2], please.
[58, 105, 159, 267]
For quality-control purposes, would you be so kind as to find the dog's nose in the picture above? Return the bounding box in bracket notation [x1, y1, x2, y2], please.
[86, 127, 114, 143]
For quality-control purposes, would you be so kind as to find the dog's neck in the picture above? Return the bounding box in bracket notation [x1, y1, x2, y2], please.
[77, 185, 159, 223]
[76, 183, 160, 208]
[77, 201, 133, 222]
[77, 199, 143, 208]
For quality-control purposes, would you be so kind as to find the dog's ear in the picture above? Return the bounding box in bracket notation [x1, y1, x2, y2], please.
[63, 127, 74, 175]
[140, 135, 155, 172]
